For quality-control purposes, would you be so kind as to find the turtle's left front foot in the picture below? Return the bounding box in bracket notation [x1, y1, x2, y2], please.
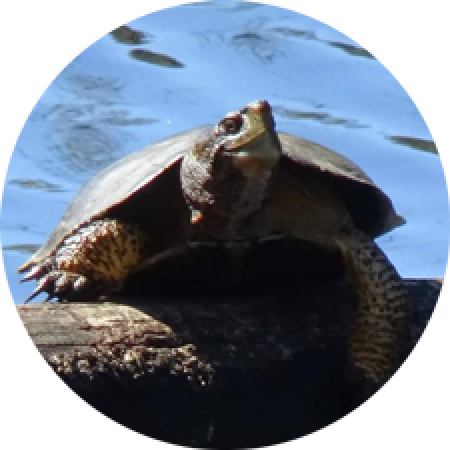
[22, 268, 113, 303]
[20, 219, 147, 302]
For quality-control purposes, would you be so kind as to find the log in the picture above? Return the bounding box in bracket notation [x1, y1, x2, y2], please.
[18, 278, 440, 448]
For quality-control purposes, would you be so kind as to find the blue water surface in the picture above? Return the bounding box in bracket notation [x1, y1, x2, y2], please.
[2, 1, 448, 304]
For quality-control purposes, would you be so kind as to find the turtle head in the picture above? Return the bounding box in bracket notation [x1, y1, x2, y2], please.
[210, 100, 281, 179]
[181, 100, 281, 232]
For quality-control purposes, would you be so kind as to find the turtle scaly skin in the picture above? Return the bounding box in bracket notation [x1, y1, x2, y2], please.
[338, 231, 410, 382]
[22, 219, 151, 302]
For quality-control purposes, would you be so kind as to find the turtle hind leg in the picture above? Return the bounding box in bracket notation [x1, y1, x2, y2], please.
[22, 219, 150, 302]
[338, 231, 411, 384]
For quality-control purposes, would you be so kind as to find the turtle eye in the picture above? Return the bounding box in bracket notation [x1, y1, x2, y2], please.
[221, 116, 243, 135]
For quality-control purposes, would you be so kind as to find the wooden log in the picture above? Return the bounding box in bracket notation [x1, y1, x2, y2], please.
[18, 278, 441, 447]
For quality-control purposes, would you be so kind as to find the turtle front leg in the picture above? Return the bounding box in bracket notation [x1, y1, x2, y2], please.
[337, 231, 411, 385]
[21, 219, 151, 302]
[23, 269, 108, 303]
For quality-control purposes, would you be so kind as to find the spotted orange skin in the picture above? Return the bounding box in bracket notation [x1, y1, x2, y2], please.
[22, 219, 151, 302]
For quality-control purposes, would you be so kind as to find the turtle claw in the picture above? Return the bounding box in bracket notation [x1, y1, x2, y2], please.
[20, 263, 49, 283]
[24, 273, 54, 303]
[43, 293, 55, 303]
[23, 270, 94, 303]
[24, 285, 46, 304]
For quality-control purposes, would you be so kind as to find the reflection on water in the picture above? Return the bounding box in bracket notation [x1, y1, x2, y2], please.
[110, 25, 149, 45]
[327, 41, 374, 59]
[387, 135, 438, 154]
[129, 49, 184, 68]
[2, 2, 448, 304]
[2, 244, 40, 255]
[274, 105, 369, 129]
[20, 74, 158, 180]
[8, 178, 65, 193]
[232, 30, 278, 64]
[270, 26, 374, 58]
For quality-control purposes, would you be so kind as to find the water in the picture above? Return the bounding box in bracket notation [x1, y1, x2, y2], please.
[1, 1, 448, 304]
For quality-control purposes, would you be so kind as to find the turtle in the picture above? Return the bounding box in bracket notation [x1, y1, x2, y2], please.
[19, 100, 410, 383]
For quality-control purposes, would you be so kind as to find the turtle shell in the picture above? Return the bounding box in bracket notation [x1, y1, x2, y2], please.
[278, 134, 405, 237]
[20, 128, 404, 272]
[20, 127, 210, 272]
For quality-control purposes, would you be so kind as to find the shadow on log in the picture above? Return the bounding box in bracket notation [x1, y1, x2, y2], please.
[18, 278, 441, 448]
